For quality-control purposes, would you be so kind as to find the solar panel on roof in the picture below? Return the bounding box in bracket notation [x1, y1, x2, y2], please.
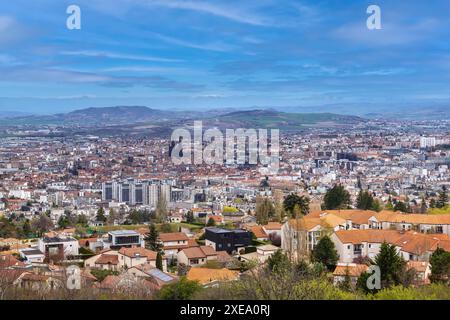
[149, 268, 173, 282]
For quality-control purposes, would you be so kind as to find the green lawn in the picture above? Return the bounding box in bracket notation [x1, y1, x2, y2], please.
[88, 222, 204, 235]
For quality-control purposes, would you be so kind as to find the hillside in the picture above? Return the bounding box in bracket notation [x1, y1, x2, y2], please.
[202, 109, 364, 130]
[0, 107, 365, 132]
[0, 106, 171, 126]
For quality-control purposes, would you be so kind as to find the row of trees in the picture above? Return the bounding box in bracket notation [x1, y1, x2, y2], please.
[324, 184, 448, 212]
[0, 212, 55, 239]
[255, 184, 370, 225]
[95, 194, 169, 226]
[435, 185, 449, 208]
[255, 193, 310, 224]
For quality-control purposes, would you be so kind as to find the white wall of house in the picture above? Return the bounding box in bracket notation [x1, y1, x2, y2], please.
[177, 251, 189, 265]
[38, 238, 79, 257]
[331, 233, 400, 263]
[399, 249, 430, 262]
[96, 263, 119, 271]
[263, 228, 281, 237]
[205, 240, 216, 251]
[20, 252, 45, 263]
[177, 251, 209, 266]
[84, 255, 99, 268]
[163, 240, 187, 247]
[119, 254, 148, 269]
[373, 220, 450, 236]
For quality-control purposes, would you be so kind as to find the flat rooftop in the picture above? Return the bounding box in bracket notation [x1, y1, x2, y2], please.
[21, 249, 44, 256]
[108, 230, 140, 236]
[206, 227, 249, 234]
[42, 236, 76, 243]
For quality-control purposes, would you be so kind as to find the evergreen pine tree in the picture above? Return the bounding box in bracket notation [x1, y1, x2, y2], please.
[323, 185, 351, 210]
[145, 223, 163, 252]
[437, 186, 448, 208]
[96, 207, 107, 222]
[312, 235, 339, 271]
[374, 242, 406, 288]
[156, 251, 164, 271]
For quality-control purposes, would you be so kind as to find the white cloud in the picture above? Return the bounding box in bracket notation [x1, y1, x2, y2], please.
[60, 50, 181, 62]
[144, 0, 271, 26]
[0, 16, 31, 45]
[333, 18, 442, 46]
[152, 32, 235, 52]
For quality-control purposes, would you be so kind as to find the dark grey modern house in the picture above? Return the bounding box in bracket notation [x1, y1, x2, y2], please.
[204, 227, 252, 253]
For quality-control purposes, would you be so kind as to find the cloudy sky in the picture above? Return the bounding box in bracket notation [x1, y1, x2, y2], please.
[1, 0, 450, 114]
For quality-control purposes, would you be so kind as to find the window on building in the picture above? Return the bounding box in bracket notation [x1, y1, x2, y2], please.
[354, 244, 363, 255]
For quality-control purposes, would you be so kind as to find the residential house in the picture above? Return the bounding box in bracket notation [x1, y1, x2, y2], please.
[19, 248, 45, 264]
[407, 261, 432, 286]
[159, 232, 190, 258]
[103, 230, 145, 250]
[206, 214, 225, 225]
[314, 210, 376, 230]
[78, 237, 103, 253]
[204, 227, 252, 254]
[126, 264, 178, 289]
[331, 230, 403, 263]
[332, 263, 369, 286]
[84, 250, 120, 271]
[239, 244, 279, 263]
[330, 229, 450, 263]
[250, 225, 269, 241]
[369, 211, 450, 235]
[281, 212, 347, 258]
[395, 232, 450, 261]
[262, 222, 282, 237]
[0, 254, 27, 269]
[118, 247, 167, 271]
[167, 213, 183, 223]
[177, 246, 218, 266]
[37, 235, 79, 262]
[14, 272, 64, 291]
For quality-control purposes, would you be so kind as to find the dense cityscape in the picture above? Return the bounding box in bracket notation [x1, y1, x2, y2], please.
[0, 113, 449, 300]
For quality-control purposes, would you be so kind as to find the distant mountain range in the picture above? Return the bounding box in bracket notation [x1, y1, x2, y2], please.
[1, 102, 448, 126]
[0, 106, 365, 130]
[275, 104, 450, 120]
[0, 106, 174, 126]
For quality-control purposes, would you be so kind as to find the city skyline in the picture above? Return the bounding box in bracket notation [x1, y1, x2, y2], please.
[1, 0, 450, 114]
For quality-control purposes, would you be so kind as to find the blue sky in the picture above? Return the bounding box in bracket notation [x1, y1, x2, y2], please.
[1, 0, 450, 114]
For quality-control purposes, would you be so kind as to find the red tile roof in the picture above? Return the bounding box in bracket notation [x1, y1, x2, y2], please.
[118, 247, 158, 260]
[159, 232, 189, 242]
[95, 254, 119, 265]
